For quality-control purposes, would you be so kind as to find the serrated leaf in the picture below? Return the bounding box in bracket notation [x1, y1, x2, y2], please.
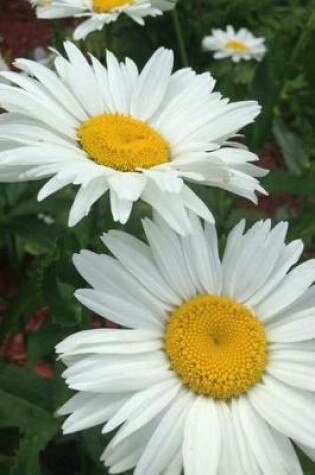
[9, 431, 56, 475]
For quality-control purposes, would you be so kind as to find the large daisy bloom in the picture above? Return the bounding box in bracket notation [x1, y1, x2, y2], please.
[32, 0, 177, 40]
[57, 214, 315, 474]
[0, 43, 266, 234]
[202, 25, 267, 63]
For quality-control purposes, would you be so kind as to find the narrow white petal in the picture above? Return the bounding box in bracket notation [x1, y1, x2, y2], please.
[101, 230, 181, 305]
[75, 288, 163, 330]
[249, 375, 315, 447]
[235, 396, 302, 474]
[131, 48, 173, 121]
[142, 217, 195, 300]
[135, 390, 194, 475]
[183, 396, 221, 475]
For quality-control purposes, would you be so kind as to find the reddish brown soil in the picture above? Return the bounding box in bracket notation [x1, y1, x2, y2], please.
[255, 142, 300, 216]
[0, 0, 50, 58]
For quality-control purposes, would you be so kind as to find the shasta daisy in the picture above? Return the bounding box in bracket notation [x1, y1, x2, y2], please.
[202, 25, 267, 63]
[0, 43, 266, 234]
[57, 214, 315, 473]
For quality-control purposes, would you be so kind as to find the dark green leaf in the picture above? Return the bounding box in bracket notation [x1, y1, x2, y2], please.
[273, 117, 309, 175]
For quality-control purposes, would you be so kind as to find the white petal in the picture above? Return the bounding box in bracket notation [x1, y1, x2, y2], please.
[255, 260, 315, 322]
[107, 172, 146, 201]
[247, 240, 304, 308]
[73, 250, 168, 318]
[131, 48, 173, 121]
[267, 286, 315, 342]
[183, 396, 221, 475]
[142, 217, 195, 300]
[63, 352, 171, 393]
[56, 328, 162, 356]
[101, 230, 180, 305]
[104, 379, 180, 444]
[234, 396, 302, 474]
[249, 375, 315, 447]
[61, 392, 128, 434]
[181, 214, 222, 294]
[141, 182, 192, 236]
[135, 390, 193, 475]
[68, 178, 109, 226]
[75, 288, 162, 330]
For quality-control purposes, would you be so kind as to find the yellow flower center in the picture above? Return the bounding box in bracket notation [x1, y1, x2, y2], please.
[78, 113, 170, 172]
[225, 40, 249, 53]
[92, 0, 133, 13]
[164, 295, 267, 400]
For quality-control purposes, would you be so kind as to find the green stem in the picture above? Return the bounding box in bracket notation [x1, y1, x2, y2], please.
[171, 9, 189, 67]
[2, 186, 19, 272]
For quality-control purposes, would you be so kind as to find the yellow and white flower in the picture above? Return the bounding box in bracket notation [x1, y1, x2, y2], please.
[57, 214, 315, 474]
[202, 25, 267, 63]
[0, 43, 266, 234]
[32, 0, 177, 40]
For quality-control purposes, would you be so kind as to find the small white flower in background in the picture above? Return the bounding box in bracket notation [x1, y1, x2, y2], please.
[202, 25, 267, 63]
[38, 212, 55, 224]
[0, 43, 267, 234]
[57, 214, 315, 474]
[31, 0, 178, 40]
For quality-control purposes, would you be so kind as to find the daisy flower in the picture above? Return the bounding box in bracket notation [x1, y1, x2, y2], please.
[32, 0, 177, 40]
[202, 25, 267, 63]
[57, 214, 315, 474]
[0, 43, 266, 234]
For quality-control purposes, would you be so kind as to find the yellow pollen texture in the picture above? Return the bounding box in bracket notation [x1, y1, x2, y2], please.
[164, 295, 267, 400]
[225, 40, 249, 53]
[92, 0, 133, 13]
[78, 113, 170, 172]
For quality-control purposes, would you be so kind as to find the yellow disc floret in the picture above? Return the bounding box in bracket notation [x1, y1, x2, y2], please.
[225, 40, 249, 53]
[92, 0, 133, 13]
[164, 295, 267, 400]
[78, 113, 170, 172]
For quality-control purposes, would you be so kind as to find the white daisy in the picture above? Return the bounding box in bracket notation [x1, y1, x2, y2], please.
[32, 0, 177, 40]
[57, 213, 315, 474]
[202, 25, 267, 63]
[0, 43, 266, 234]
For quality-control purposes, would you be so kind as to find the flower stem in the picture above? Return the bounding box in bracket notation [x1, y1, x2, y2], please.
[171, 9, 189, 67]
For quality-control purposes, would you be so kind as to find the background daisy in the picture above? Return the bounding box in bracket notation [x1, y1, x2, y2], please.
[0, 43, 266, 234]
[202, 25, 267, 62]
[57, 213, 315, 474]
[33, 0, 178, 40]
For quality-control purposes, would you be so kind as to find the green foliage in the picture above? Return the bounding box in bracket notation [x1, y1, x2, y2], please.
[0, 0, 315, 473]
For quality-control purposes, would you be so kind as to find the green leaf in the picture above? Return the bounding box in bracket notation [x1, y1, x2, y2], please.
[0, 363, 60, 474]
[262, 171, 315, 196]
[0, 277, 42, 342]
[0, 362, 52, 412]
[272, 117, 309, 175]
[26, 325, 69, 366]
[9, 431, 55, 475]
[249, 58, 280, 148]
[42, 264, 81, 327]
